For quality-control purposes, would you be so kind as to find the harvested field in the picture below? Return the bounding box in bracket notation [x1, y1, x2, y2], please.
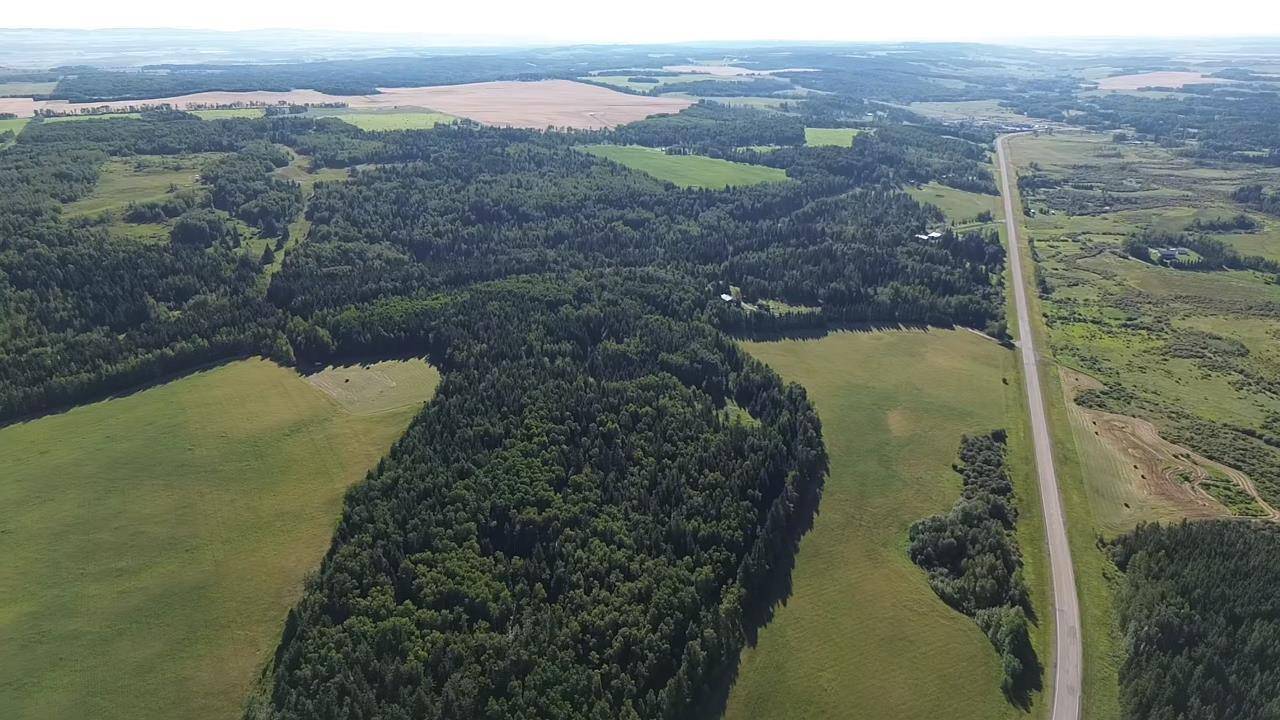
[1096, 71, 1226, 91]
[1061, 369, 1272, 526]
[0, 80, 691, 129]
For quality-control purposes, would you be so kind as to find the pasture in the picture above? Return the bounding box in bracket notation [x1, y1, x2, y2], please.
[0, 358, 439, 720]
[726, 329, 1048, 720]
[581, 144, 788, 189]
[803, 127, 860, 147]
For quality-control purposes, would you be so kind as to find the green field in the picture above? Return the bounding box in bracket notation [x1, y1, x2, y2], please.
[190, 108, 266, 120]
[726, 329, 1048, 720]
[0, 357, 440, 720]
[581, 144, 788, 189]
[908, 99, 1031, 123]
[908, 181, 1003, 225]
[64, 155, 212, 218]
[804, 127, 861, 147]
[0, 81, 58, 96]
[324, 111, 456, 131]
[0, 117, 27, 148]
[44, 113, 142, 123]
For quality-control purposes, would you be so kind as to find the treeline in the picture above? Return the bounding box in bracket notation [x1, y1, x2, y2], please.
[1233, 183, 1280, 216]
[908, 431, 1039, 701]
[250, 273, 828, 720]
[1110, 521, 1280, 720]
[1010, 87, 1280, 161]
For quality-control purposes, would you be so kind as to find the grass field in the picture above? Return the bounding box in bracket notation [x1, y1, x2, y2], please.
[324, 111, 456, 131]
[908, 181, 1003, 225]
[44, 113, 143, 123]
[0, 357, 439, 720]
[190, 108, 265, 120]
[803, 127, 860, 147]
[0, 117, 26, 148]
[581, 144, 788, 189]
[64, 155, 212, 218]
[726, 329, 1048, 720]
[907, 100, 1031, 123]
[0, 81, 58, 96]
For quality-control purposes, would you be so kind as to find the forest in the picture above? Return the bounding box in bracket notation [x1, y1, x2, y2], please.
[0, 93, 1012, 719]
[908, 432, 1038, 701]
[1110, 521, 1280, 720]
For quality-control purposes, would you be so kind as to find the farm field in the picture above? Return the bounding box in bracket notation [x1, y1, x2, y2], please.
[320, 110, 455, 130]
[1095, 71, 1225, 91]
[0, 357, 439, 720]
[581, 144, 788, 189]
[0, 80, 57, 96]
[908, 181, 1002, 226]
[726, 329, 1049, 720]
[803, 127, 859, 146]
[189, 108, 265, 120]
[0, 80, 691, 129]
[1007, 131, 1280, 513]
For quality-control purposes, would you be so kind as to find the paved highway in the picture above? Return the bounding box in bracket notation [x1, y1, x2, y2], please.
[996, 133, 1082, 720]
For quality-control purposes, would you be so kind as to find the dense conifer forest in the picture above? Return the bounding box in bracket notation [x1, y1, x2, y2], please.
[10, 40, 1279, 719]
[1109, 522, 1280, 720]
[0, 90, 1008, 718]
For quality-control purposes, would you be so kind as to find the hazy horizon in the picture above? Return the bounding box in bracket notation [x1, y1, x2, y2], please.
[5, 0, 1280, 47]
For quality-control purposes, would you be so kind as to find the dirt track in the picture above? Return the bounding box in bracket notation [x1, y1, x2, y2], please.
[997, 133, 1082, 720]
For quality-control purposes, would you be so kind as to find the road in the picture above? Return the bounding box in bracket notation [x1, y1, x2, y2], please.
[995, 133, 1082, 720]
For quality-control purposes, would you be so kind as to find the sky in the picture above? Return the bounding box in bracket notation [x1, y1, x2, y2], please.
[5, 0, 1280, 45]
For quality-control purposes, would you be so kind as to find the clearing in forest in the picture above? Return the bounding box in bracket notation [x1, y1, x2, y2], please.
[726, 329, 1048, 720]
[0, 358, 439, 720]
[907, 181, 1002, 226]
[582, 144, 788, 189]
[804, 127, 860, 147]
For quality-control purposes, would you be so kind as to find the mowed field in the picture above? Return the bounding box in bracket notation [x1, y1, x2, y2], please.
[804, 127, 860, 147]
[0, 80, 692, 129]
[316, 110, 456, 131]
[726, 329, 1047, 720]
[908, 181, 1003, 226]
[582, 144, 788, 189]
[0, 358, 439, 720]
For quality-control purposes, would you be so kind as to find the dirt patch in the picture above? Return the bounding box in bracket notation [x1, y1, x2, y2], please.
[1061, 369, 1276, 520]
[0, 80, 692, 129]
[1096, 71, 1226, 91]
